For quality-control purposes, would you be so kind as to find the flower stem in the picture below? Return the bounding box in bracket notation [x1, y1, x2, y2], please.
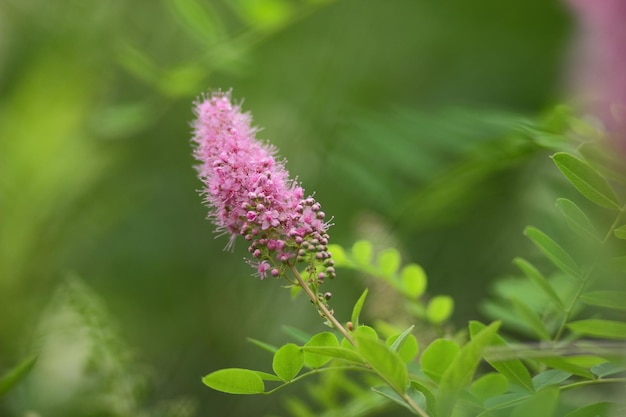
[288, 262, 355, 345]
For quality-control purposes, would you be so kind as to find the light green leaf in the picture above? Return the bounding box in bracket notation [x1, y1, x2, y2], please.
[300, 346, 364, 364]
[377, 248, 401, 278]
[510, 298, 551, 340]
[510, 386, 559, 417]
[356, 332, 408, 394]
[483, 393, 531, 413]
[352, 240, 373, 266]
[202, 368, 265, 394]
[420, 339, 460, 383]
[532, 370, 571, 390]
[614, 225, 626, 240]
[555, 198, 600, 241]
[401, 264, 427, 298]
[535, 356, 594, 379]
[524, 227, 580, 278]
[353, 325, 378, 339]
[581, 291, 626, 311]
[437, 322, 500, 417]
[567, 319, 626, 340]
[564, 402, 613, 417]
[426, 295, 454, 324]
[303, 332, 339, 368]
[254, 371, 283, 381]
[469, 321, 534, 392]
[471, 373, 508, 403]
[0, 355, 37, 398]
[272, 343, 304, 381]
[386, 328, 419, 364]
[372, 385, 427, 414]
[327, 244, 349, 266]
[551, 152, 620, 209]
[513, 257, 564, 310]
[351, 289, 369, 327]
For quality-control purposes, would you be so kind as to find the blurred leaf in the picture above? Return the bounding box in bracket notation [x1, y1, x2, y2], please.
[303, 332, 338, 369]
[420, 339, 460, 383]
[513, 257, 564, 310]
[351, 288, 368, 327]
[327, 244, 350, 266]
[401, 264, 427, 299]
[614, 225, 626, 240]
[231, 0, 294, 31]
[510, 386, 559, 417]
[377, 248, 400, 278]
[437, 321, 500, 417]
[247, 338, 278, 354]
[282, 325, 311, 344]
[531, 370, 571, 390]
[426, 295, 454, 324]
[202, 368, 265, 394]
[167, 0, 223, 42]
[564, 402, 614, 417]
[356, 332, 408, 394]
[534, 356, 594, 379]
[158, 63, 207, 97]
[580, 291, 626, 311]
[591, 362, 626, 378]
[524, 226, 580, 278]
[567, 319, 626, 340]
[272, 343, 304, 381]
[300, 346, 364, 364]
[509, 297, 551, 340]
[555, 198, 601, 242]
[579, 141, 626, 184]
[471, 373, 508, 403]
[0, 355, 37, 398]
[386, 327, 419, 364]
[470, 321, 534, 392]
[483, 392, 531, 412]
[351, 240, 373, 267]
[551, 152, 620, 210]
[116, 42, 159, 84]
[371, 385, 427, 414]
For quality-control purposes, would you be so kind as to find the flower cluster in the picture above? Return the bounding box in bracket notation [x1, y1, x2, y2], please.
[192, 90, 335, 281]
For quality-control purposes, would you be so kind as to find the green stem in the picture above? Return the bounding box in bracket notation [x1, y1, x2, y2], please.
[553, 205, 626, 341]
[560, 377, 626, 391]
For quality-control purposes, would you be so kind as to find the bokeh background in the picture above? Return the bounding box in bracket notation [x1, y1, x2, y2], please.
[0, 0, 582, 416]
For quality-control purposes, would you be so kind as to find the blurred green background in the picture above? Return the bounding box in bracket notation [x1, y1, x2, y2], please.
[0, 0, 575, 416]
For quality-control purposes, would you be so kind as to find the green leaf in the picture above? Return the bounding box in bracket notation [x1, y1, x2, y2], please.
[581, 291, 626, 311]
[532, 370, 571, 390]
[377, 248, 401, 278]
[469, 321, 534, 392]
[426, 295, 454, 324]
[327, 244, 350, 266]
[410, 380, 436, 413]
[568, 319, 626, 340]
[513, 257, 564, 310]
[167, 0, 223, 42]
[254, 371, 283, 381]
[510, 386, 559, 417]
[352, 240, 373, 267]
[0, 355, 37, 398]
[483, 393, 531, 413]
[272, 343, 304, 381]
[303, 332, 339, 368]
[386, 327, 419, 364]
[552, 152, 620, 209]
[471, 373, 508, 403]
[351, 289, 369, 327]
[401, 264, 427, 298]
[202, 368, 265, 394]
[591, 362, 626, 378]
[356, 332, 408, 394]
[247, 338, 278, 354]
[437, 322, 500, 417]
[372, 385, 427, 414]
[524, 227, 580, 278]
[300, 346, 364, 364]
[282, 325, 311, 344]
[420, 339, 460, 383]
[564, 402, 613, 417]
[534, 356, 594, 379]
[509, 298, 551, 340]
[611, 256, 626, 272]
[614, 225, 626, 240]
[555, 198, 601, 241]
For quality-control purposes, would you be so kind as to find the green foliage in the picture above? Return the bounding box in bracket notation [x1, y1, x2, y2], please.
[202, 369, 265, 394]
[0, 356, 37, 398]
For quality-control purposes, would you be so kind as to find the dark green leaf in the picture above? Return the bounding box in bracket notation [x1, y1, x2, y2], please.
[552, 152, 620, 209]
[202, 368, 265, 394]
[0, 355, 37, 397]
[510, 297, 551, 340]
[532, 370, 571, 390]
[614, 225, 626, 240]
[564, 402, 613, 417]
[273, 343, 304, 381]
[372, 385, 427, 414]
[568, 319, 626, 340]
[581, 291, 626, 311]
[524, 227, 580, 278]
[437, 322, 500, 417]
[510, 386, 559, 417]
[469, 321, 534, 392]
[471, 373, 508, 403]
[426, 295, 454, 324]
[303, 332, 339, 368]
[351, 289, 369, 327]
[356, 332, 408, 394]
[401, 264, 427, 298]
[377, 248, 401, 278]
[513, 257, 564, 309]
[556, 198, 600, 241]
[420, 339, 459, 383]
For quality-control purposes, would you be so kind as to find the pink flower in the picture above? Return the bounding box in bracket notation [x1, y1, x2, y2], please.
[192, 90, 335, 279]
